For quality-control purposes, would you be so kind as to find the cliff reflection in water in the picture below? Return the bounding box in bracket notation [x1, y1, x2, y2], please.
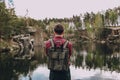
[0, 55, 38, 80]
[0, 42, 120, 80]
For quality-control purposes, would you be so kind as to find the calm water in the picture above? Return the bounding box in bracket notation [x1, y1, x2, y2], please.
[0, 42, 120, 80]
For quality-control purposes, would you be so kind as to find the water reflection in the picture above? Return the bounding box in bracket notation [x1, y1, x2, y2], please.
[20, 65, 49, 80]
[19, 65, 120, 80]
[0, 42, 120, 80]
[73, 42, 120, 72]
[70, 66, 120, 80]
[0, 50, 38, 80]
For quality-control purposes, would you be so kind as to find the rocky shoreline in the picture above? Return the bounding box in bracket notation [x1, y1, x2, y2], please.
[1, 37, 120, 53]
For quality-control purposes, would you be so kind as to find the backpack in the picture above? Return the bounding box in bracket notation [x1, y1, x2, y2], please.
[47, 39, 69, 71]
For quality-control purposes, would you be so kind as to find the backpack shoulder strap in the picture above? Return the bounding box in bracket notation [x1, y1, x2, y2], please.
[49, 39, 54, 47]
[63, 40, 69, 49]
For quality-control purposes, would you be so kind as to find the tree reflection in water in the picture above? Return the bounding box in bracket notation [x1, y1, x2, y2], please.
[0, 42, 120, 80]
[72, 42, 120, 73]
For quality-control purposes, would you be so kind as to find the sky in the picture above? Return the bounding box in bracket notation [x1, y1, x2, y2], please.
[6, 0, 120, 19]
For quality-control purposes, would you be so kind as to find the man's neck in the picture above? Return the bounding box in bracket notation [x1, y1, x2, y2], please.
[55, 34, 63, 37]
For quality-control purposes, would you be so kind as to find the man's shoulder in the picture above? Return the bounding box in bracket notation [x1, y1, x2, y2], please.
[68, 41, 72, 45]
[61, 39, 72, 47]
[67, 41, 72, 47]
[44, 39, 51, 47]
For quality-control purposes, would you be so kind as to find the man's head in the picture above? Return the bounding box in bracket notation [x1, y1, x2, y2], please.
[54, 24, 64, 35]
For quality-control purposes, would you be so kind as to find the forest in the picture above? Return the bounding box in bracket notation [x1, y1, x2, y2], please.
[0, 2, 120, 52]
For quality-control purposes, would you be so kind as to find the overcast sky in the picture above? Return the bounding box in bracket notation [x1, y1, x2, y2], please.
[9, 0, 120, 19]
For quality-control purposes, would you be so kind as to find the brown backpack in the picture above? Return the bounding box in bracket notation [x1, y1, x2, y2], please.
[47, 39, 69, 71]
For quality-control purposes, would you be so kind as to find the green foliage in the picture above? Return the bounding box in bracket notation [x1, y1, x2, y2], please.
[94, 12, 104, 28]
[93, 13, 104, 39]
[84, 12, 90, 24]
[105, 9, 118, 26]
[0, 3, 12, 39]
[10, 17, 27, 35]
[109, 10, 118, 25]
[0, 3, 11, 26]
[0, 2, 119, 41]
[74, 21, 82, 30]
[38, 20, 46, 29]
[0, 40, 8, 48]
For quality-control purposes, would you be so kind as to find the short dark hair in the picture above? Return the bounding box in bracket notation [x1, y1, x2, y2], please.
[54, 24, 64, 35]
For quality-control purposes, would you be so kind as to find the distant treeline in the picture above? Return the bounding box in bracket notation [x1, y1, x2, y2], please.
[0, 2, 120, 40]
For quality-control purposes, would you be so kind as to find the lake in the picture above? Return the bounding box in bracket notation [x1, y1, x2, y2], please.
[0, 42, 120, 80]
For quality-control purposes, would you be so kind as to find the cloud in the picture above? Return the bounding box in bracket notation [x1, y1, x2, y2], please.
[13, 0, 120, 19]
